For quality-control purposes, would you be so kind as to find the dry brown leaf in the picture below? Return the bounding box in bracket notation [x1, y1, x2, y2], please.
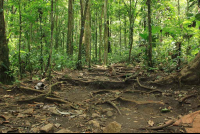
[148, 120, 154, 127]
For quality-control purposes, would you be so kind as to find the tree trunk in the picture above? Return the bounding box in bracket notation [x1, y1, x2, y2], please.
[119, 0, 121, 56]
[0, 0, 13, 84]
[67, 0, 74, 56]
[104, 0, 108, 65]
[84, 0, 91, 64]
[124, 14, 127, 49]
[147, 0, 153, 67]
[99, 5, 103, 64]
[76, 0, 89, 70]
[178, 53, 200, 84]
[45, 0, 54, 79]
[154, 53, 200, 85]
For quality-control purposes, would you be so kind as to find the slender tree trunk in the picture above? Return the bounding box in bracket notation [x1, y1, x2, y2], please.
[104, 0, 108, 65]
[84, 0, 91, 64]
[124, 14, 127, 49]
[177, 0, 181, 69]
[99, 5, 103, 63]
[125, 0, 138, 63]
[19, 0, 22, 79]
[107, 19, 111, 53]
[95, 9, 98, 60]
[128, 0, 133, 62]
[119, 1, 121, 56]
[67, 0, 74, 56]
[45, 0, 54, 79]
[0, 0, 13, 84]
[147, 0, 153, 67]
[77, 0, 89, 70]
[39, 8, 43, 75]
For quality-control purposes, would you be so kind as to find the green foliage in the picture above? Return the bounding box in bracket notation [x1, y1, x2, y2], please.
[2, 0, 200, 80]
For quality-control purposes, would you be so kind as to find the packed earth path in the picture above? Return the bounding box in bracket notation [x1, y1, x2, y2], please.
[0, 63, 200, 133]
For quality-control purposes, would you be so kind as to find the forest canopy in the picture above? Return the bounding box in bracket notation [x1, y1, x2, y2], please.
[1, 0, 200, 82]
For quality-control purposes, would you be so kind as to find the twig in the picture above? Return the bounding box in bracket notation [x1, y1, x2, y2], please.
[17, 94, 46, 103]
[19, 86, 45, 94]
[91, 90, 114, 96]
[137, 77, 163, 93]
[139, 120, 176, 130]
[106, 101, 122, 115]
[118, 97, 165, 105]
[179, 94, 196, 103]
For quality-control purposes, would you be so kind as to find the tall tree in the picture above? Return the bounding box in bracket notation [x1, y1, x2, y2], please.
[45, 0, 54, 79]
[147, 0, 153, 67]
[123, 0, 138, 63]
[84, 0, 91, 65]
[0, 0, 13, 84]
[19, 0, 22, 79]
[99, 5, 104, 63]
[77, 0, 89, 70]
[67, 0, 74, 56]
[104, 0, 108, 65]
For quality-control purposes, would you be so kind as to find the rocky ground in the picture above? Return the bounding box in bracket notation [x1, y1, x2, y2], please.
[0, 64, 200, 133]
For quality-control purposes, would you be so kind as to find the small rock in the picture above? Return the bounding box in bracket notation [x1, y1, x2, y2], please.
[79, 114, 87, 118]
[22, 108, 34, 114]
[54, 123, 61, 128]
[102, 108, 113, 113]
[30, 127, 39, 133]
[56, 129, 73, 133]
[25, 121, 31, 126]
[17, 113, 26, 118]
[48, 107, 60, 115]
[100, 118, 107, 122]
[75, 110, 83, 115]
[89, 120, 100, 128]
[92, 113, 100, 118]
[40, 123, 54, 133]
[106, 111, 113, 117]
[103, 121, 121, 133]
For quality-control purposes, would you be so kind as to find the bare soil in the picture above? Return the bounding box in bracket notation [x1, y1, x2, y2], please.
[0, 64, 200, 133]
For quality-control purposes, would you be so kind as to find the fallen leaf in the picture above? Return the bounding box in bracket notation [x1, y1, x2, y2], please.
[148, 120, 154, 127]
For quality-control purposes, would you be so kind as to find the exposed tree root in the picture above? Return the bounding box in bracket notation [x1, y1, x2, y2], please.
[139, 120, 176, 130]
[118, 97, 165, 105]
[137, 77, 163, 93]
[18, 86, 45, 94]
[58, 78, 127, 89]
[105, 100, 122, 115]
[122, 90, 146, 94]
[15, 84, 79, 110]
[17, 94, 46, 103]
[90, 90, 115, 97]
[125, 73, 139, 82]
[179, 94, 196, 103]
[95, 99, 122, 115]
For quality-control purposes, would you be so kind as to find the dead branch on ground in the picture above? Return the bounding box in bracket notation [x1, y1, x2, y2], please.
[179, 94, 196, 103]
[139, 120, 176, 130]
[137, 77, 163, 93]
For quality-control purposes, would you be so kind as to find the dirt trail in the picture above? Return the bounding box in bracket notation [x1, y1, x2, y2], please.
[0, 64, 200, 133]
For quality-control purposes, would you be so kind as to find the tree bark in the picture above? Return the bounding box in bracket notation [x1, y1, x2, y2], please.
[0, 0, 13, 84]
[84, 0, 91, 64]
[104, 0, 108, 65]
[76, 0, 89, 70]
[147, 0, 153, 67]
[67, 0, 74, 56]
[99, 5, 103, 64]
[19, 0, 22, 79]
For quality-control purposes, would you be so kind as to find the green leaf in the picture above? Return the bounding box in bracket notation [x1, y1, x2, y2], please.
[161, 108, 170, 113]
[139, 33, 148, 40]
[195, 13, 200, 21]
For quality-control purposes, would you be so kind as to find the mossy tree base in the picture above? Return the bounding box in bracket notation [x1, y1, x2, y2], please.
[154, 53, 200, 85]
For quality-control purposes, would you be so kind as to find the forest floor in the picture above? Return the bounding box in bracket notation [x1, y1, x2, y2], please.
[0, 63, 200, 133]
